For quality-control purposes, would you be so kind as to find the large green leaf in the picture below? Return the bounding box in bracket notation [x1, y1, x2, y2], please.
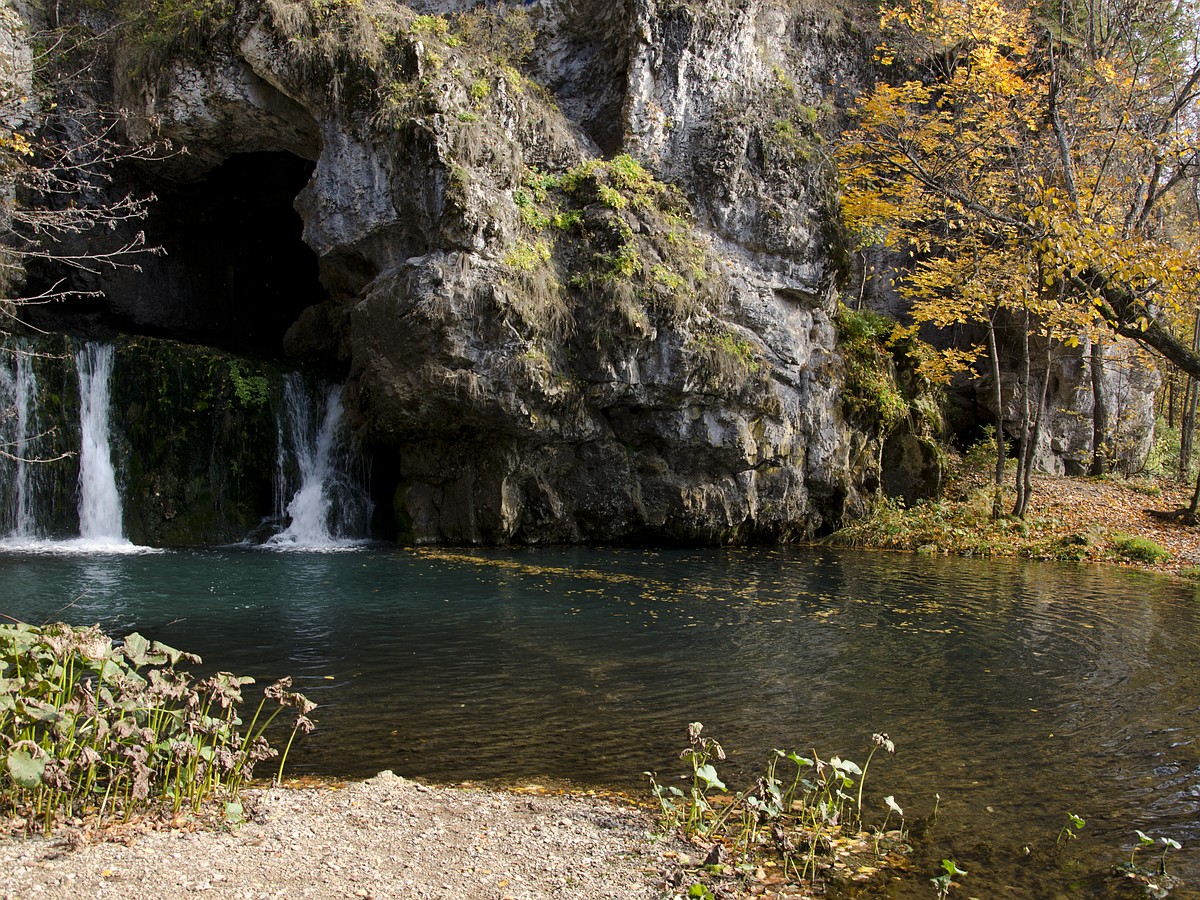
[6, 749, 45, 789]
[695, 763, 726, 791]
[122, 632, 151, 666]
[150, 640, 201, 667]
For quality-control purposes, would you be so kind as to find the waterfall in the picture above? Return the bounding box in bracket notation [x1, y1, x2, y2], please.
[75, 343, 128, 547]
[265, 374, 371, 549]
[11, 350, 37, 538]
[0, 341, 61, 543]
[0, 346, 40, 539]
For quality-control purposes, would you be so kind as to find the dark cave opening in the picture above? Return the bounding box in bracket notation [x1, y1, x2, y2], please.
[27, 151, 330, 361]
[142, 151, 329, 358]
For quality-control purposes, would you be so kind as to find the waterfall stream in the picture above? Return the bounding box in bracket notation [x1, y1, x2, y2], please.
[0, 345, 370, 552]
[74, 344, 131, 549]
[0, 342, 141, 552]
[265, 374, 371, 550]
[0, 346, 40, 540]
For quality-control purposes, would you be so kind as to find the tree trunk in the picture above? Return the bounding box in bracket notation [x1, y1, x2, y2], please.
[1187, 461, 1200, 524]
[1013, 310, 1032, 516]
[1089, 338, 1110, 476]
[1015, 342, 1053, 519]
[1183, 379, 1198, 477]
[987, 319, 1005, 518]
[1181, 309, 1200, 478]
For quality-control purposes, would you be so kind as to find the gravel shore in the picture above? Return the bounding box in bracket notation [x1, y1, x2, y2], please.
[0, 772, 682, 900]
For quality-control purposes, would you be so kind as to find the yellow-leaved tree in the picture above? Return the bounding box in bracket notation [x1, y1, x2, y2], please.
[838, 0, 1200, 517]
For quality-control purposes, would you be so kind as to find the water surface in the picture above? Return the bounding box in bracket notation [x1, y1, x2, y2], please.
[2, 546, 1198, 896]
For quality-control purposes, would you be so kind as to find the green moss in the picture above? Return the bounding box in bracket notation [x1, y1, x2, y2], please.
[835, 305, 910, 431]
[111, 338, 283, 545]
[651, 264, 685, 291]
[409, 13, 449, 36]
[503, 239, 553, 272]
[1110, 532, 1170, 564]
[689, 326, 762, 386]
[469, 77, 491, 102]
[228, 363, 270, 409]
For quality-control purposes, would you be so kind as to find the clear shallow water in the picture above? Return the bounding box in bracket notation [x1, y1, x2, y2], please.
[2, 545, 1199, 897]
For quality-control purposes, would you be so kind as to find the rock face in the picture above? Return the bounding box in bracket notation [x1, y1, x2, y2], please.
[14, 0, 1159, 545]
[84, 0, 884, 544]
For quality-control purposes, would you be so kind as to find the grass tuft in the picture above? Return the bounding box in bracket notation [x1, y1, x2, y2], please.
[1110, 533, 1171, 564]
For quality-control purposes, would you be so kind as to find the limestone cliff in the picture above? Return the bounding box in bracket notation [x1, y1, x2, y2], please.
[10, 0, 1159, 545]
[63, 0, 885, 544]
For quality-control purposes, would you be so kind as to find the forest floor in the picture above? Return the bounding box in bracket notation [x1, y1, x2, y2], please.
[828, 469, 1200, 579]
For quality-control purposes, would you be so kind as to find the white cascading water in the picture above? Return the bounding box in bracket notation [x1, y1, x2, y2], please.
[0, 346, 39, 540]
[75, 343, 128, 546]
[266, 375, 370, 549]
[10, 349, 38, 539]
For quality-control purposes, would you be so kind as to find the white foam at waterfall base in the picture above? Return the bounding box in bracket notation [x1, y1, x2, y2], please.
[264, 377, 371, 552]
[0, 344, 156, 555]
[11, 350, 36, 538]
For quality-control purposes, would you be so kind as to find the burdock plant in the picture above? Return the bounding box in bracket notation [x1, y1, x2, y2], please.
[649, 726, 907, 889]
[0, 621, 315, 831]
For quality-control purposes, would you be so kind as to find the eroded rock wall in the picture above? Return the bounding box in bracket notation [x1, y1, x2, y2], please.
[89, 0, 876, 544]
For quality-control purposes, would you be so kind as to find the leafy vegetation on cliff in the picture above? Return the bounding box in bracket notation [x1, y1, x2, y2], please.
[504, 154, 748, 382]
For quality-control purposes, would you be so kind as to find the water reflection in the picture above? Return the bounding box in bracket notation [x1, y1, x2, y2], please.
[2, 546, 1199, 896]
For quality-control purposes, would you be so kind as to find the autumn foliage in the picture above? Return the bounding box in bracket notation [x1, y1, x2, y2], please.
[839, 0, 1200, 366]
[838, 0, 1200, 514]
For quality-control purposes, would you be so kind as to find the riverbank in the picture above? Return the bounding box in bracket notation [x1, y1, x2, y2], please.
[829, 472, 1200, 578]
[0, 772, 688, 900]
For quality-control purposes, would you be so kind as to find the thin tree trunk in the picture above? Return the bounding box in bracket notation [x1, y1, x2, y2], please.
[1183, 380, 1198, 477]
[1015, 342, 1053, 519]
[1013, 310, 1032, 516]
[1182, 309, 1200, 478]
[1090, 338, 1110, 476]
[1187, 462, 1200, 524]
[987, 319, 1005, 518]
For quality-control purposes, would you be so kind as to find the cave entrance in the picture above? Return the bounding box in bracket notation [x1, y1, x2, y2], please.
[146, 151, 328, 358]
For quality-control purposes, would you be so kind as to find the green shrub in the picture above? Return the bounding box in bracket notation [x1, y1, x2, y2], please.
[1111, 533, 1171, 564]
[962, 426, 1018, 473]
[1, 622, 313, 831]
[835, 306, 909, 431]
[648, 725, 906, 891]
